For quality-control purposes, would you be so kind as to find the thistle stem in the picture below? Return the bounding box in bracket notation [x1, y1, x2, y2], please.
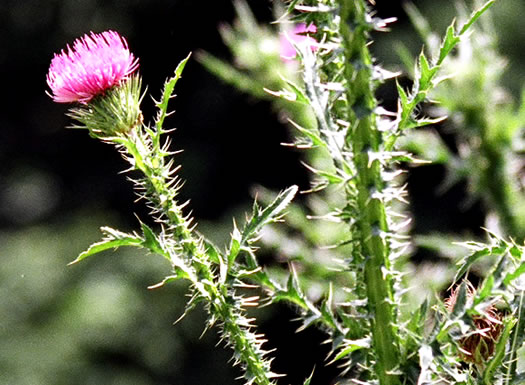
[119, 129, 275, 385]
[337, 1, 401, 383]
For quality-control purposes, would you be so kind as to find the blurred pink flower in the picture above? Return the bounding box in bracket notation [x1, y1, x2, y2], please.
[47, 30, 139, 103]
[280, 23, 317, 62]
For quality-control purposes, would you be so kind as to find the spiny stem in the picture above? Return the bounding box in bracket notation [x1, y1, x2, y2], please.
[120, 128, 275, 385]
[338, 1, 401, 384]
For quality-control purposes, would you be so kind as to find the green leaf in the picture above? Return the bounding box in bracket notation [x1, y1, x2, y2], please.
[319, 285, 337, 330]
[329, 337, 371, 363]
[407, 299, 428, 338]
[284, 78, 311, 105]
[69, 226, 143, 265]
[155, 52, 192, 132]
[241, 185, 298, 246]
[451, 282, 469, 319]
[301, 161, 343, 184]
[396, 81, 408, 108]
[401, 115, 447, 130]
[147, 274, 187, 289]
[418, 52, 437, 89]
[228, 224, 242, 265]
[483, 317, 516, 385]
[454, 244, 507, 283]
[476, 275, 494, 305]
[140, 221, 165, 256]
[273, 269, 308, 309]
[196, 51, 268, 99]
[504, 261, 525, 286]
[438, 24, 460, 64]
[202, 236, 222, 265]
[289, 120, 328, 149]
[458, 0, 496, 36]
[509, 245, 522, 259]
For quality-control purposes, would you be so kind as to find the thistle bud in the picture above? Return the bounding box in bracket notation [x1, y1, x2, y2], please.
[445, 282, 503, 365]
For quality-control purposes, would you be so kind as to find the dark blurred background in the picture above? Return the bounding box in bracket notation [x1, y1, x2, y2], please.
[1, 1, 524, 384]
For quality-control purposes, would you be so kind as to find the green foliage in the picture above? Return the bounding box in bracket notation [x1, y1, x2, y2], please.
[402, 0, 525, 239]
[67, 57, 300, 385]
[196, 0, 316, 130]
[199, 0, 525, 383]
[52, 0, 525, 384]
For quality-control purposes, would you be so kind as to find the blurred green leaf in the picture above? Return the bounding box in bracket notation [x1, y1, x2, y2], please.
[197, 51, 268, 99]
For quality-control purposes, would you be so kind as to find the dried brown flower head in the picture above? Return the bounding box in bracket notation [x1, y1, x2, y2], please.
[445, 282, 503, 365]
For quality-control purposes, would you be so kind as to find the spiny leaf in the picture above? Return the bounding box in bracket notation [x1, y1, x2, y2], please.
[203, 236, 222, 265]
[148, 273, 187, 289]
[396, 81, 408, 108]
[329, 337, 371, 363]
[301, 161, 344, 184]
[397, 0, 495, 139]
[155, 52, 192, 132]
[454, 243, 507, 283]
[140, 221, 165, 256]
[241, 185, 298, 246]
[286, 0, 302, 16]
[320, 285, 337, 330]
[69, 226, 143, 265]
[474, 253, 507, 305]
[289, 119, 328, 149]
[228, 223, 242, 265]
[406, 299, 428, 339]
[437, 24, 460, 64]
[273, 269, 308, 309]
[398, 128, 451, 164]
[418, 52, 437, 89]
[400, 115, 447, 130]
[458, 0, 496, 36]
[281, 77, 311, 105]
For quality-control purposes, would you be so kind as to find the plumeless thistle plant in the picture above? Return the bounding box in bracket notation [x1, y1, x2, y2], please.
[48, 2, 525, 385]
[47, 30, 296, 385]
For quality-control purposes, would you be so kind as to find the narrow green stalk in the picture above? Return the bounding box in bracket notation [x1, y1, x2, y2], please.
[338, 1, 401, 384]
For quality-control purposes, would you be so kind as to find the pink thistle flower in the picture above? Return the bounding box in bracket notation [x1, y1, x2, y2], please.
[280, 23, 317, 62]
[47, 30, 139, 104]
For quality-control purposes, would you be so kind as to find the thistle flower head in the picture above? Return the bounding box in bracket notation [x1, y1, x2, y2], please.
[47, 30, 139, 104]
[280, 23, 317, 62]
[445, 282, 503, 365]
